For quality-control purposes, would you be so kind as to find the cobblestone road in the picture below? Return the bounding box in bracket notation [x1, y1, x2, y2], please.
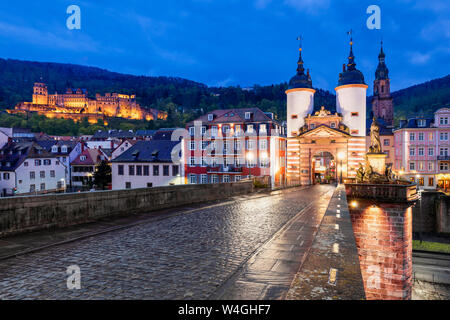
[0, 185, 333, 300]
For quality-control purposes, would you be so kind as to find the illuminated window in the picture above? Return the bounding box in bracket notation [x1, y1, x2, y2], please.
[351, 130, 359, 135]
[351, 112, 359, 117]
[429, 177, 434, 186]
[291, 115, 298, 119]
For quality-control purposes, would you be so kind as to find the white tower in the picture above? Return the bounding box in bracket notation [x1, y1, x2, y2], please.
[286, 45, 315, 138]
[335, 37, 368, 137]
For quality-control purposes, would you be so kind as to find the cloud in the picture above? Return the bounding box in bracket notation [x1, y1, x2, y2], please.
[408, 51, 431, 64]
[254, 0, 272, 9]
[283, 0, 330, 14]
[0, 21, 101, 53]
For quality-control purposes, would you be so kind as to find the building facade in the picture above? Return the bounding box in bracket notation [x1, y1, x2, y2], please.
[184, 108, 286, 187]
[372, 43, 394, 126]
[111, 140, 182, 189]
[394, 108, 450, 190]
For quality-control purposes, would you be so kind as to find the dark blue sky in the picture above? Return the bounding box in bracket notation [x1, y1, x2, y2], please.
[0, 0, 448, 92]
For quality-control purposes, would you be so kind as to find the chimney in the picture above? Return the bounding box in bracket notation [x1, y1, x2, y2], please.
[111, 140, 114, 149]
[81, 140, 86, 152]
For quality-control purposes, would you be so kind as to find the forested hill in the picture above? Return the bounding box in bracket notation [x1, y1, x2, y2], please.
[0, 58, 335, 122]
[0, 58, 448, 125]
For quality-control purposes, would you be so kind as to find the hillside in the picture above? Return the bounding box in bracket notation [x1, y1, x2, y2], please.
[0, 58, 448, 134]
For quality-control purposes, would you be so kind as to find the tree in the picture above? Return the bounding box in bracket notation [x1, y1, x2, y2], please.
[93, 160, 111, 190]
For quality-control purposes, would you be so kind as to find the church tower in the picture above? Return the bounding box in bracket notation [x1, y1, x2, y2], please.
[372, 42, 394, 126]
[286, 43, 315, 137]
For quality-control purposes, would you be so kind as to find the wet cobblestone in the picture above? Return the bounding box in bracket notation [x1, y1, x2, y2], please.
[0, 185, 332, 299]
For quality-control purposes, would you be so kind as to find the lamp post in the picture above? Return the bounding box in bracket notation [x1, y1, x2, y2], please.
[337, 151, 345, 184]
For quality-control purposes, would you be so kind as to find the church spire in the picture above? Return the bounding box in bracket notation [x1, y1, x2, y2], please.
[296, 36, 305, 75]
[337, 30, 365, 86]
[375, 40, 389, 80]
[288, 36, 313, 89]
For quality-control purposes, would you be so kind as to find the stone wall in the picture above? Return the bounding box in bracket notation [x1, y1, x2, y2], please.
[413, 191, 450, 234]
[0, 181, 254, 238]
[348, 199, 414, 300]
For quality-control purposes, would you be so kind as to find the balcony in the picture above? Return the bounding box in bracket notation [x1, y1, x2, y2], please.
[438, 156, 450, 161]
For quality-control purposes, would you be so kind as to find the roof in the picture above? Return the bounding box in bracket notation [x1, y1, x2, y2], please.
[0, 142, 57, 171]
[91, 130, 136, 140]
[338, 42, 365, 86]
[112, 140, 179, 163]
[366, 118, 394, 136]
[288, 48, 313, 90]
[36, 140, 78, 155]
[186, 107, 281, 127]
[397, 118, 434, 129]
[71, 148, 106, 166]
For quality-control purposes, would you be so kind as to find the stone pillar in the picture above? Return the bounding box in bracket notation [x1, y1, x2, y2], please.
[348, 199, 413, 300]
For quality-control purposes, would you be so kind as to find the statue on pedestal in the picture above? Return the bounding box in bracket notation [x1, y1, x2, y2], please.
[368, 117, 382, 154]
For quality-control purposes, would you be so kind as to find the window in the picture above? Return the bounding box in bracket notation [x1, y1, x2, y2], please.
[118, 165, 124, 175]
[440, 148, 449, 156]
[429, 148, 434, 156]
[410, 133, 415, 141]
[35, 159, 41, 166]
[172, 165, 179, 176]
[235, 140, 242, 151]
[30, 184, 35, 192]
[429, 132, 434, 140]
[409, 148, 415, 156]
[144, 165, 149, 176]
[247, 124, 254, 133]
[291, 115, 298, 119]
[223, 125, 230, 135]
[419, 177, 424, 186]
[24, 162, 29, 167]
[201, 174, 208, 184]
[189, 127, 195, 136]
[208, 114, 214, 121]
[429, 177, 434, 186]
[384, 139, 390, 146]
[201, 141, 208, 150]
[126, 182, 131, 189]
[418, 148, 424, 156]
[419, 161, 424, 171]
[211, 126, 218, 137]
[310, 123, 315, 129]
[40, 171, 45, 178]
[351, 112, 359, 117]
[30, 171, 35, 180]
[418, 120, 426, 127]
[50, 170, 55, 178]
[163, 165, 169, 176]
[223, 175, 230, 183]
[418, 133, 424, 141]
[189, 157, 196, 166]
[440, 117, 448, 125]
[80, 155, 87, 161]
[260, 157, 269, 168]
[189, 174, 197, 184]
[52, 146, 58, 153]
[410, 162, 415, 170]
[61, 146, 68, 153]
[136, 165, 142, 176]
[247, 140, 255, 150]
[211, 175, 219, 183]
[189, 140, 196, 151]
[428, 162, 434, 171]
[147, 183, 153, 188]
[330, 122, 336, 128]
[245, 112, 251, 119]
[351, 130, 359, 135]
[440, 132, 448, 141]
[129, 165, 135, 176]
[235, 175, 241, 182]
[440, 162, 448, 171]
[40, 183, 45, 191]
[259, 140, 267, 150]
[260, 124, 267, 132]
[201, 127, 206, 135]
[153, 165, 159, 176]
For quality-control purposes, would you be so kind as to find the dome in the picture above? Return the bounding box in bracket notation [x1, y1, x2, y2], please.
[288, 48, 313, 89]
[338, 40, 366, 86]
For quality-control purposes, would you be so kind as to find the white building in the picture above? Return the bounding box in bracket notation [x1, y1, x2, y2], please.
[0, 142, 66, 196]
[111, 140, 182, 190]
[70, 147, 108, 189]
[111, 139, 137, 160]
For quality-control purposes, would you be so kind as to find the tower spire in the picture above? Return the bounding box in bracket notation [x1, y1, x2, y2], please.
[347, 29, 356, 71]
[296, 36, 305, 75]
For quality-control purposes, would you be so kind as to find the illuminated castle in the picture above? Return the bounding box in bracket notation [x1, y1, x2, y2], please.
[11, 82, 167, 123]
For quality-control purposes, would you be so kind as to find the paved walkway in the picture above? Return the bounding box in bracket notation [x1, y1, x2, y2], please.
[0, 185, 335, 299]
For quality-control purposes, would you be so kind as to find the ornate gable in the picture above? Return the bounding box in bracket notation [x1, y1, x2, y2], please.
[299, 125, 350, 139]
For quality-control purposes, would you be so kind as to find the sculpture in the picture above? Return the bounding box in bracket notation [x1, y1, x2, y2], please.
[356, 163, 365, 183]
[368, 117, 382, 154]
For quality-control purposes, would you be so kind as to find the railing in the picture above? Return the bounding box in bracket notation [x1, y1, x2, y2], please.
[345, 182, 419, 202]
[437, 156, 450, 161]
[207, 165, 243, 173]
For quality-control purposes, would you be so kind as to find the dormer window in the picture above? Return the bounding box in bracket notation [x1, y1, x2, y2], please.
[417, 119, 426, 127]
[245, 112, 251, 120]
[80, 155, 87, 161]
[208, 114, 214, 121]
[61, 146, 68, 153]
[440, 117, 448, 125]
[52, 146, 58, 153]
[330, 122, 336, 128]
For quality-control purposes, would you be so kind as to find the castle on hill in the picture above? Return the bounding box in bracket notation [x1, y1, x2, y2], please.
[9, 82, 167, 123]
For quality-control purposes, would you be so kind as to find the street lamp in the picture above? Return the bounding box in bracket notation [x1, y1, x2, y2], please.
[246, 152, 254, 179]
[337, 151, 345, 184]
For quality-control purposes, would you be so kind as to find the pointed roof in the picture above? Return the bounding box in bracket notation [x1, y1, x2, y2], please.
[288, 42, 313, 90]
[375, 41, 389, 80]
[338, 36, 365, 86]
